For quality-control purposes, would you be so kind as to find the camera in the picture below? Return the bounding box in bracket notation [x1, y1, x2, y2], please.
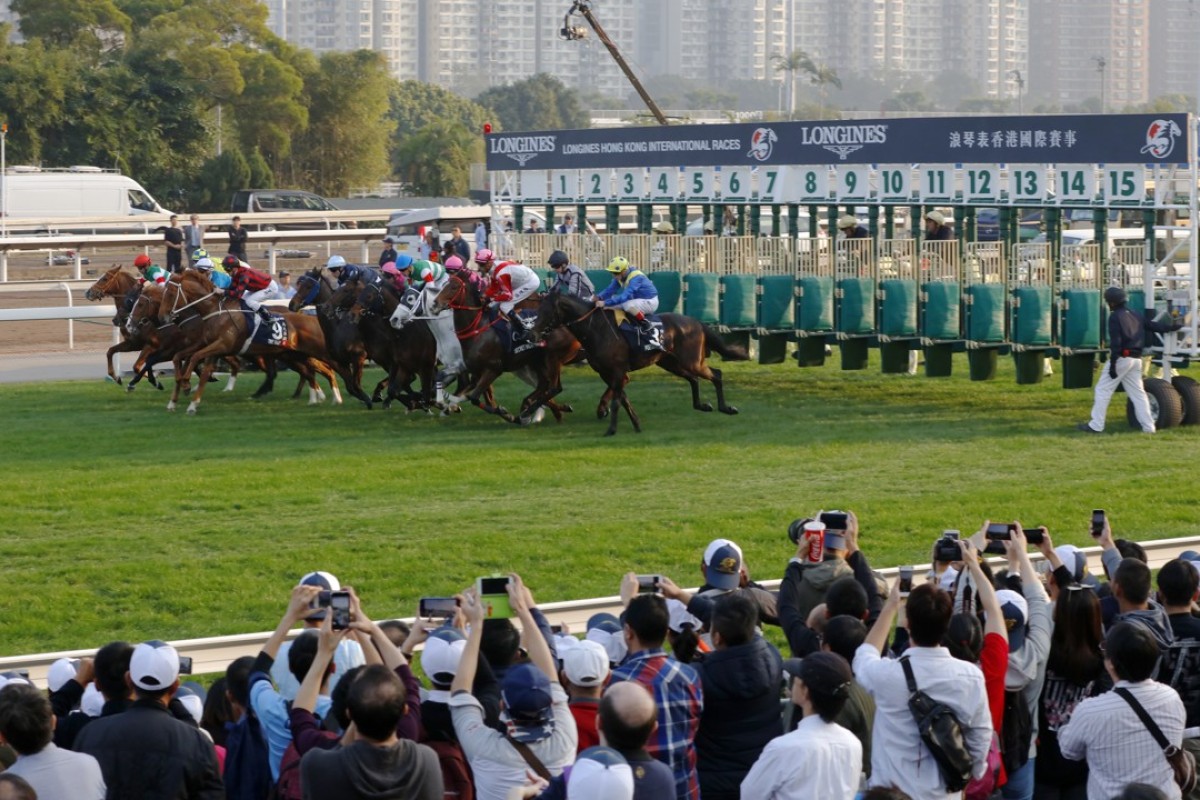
[636, 574, 663, 594]
[985, 522, 1016, 541]
[820, 511, 849, 532]
[934, 530, 962, 563]
[330, 590, 352, 631]
[419, 597, 458, 619]
[787, 518, 813, 545]
[1091, 509, 1106, 538]
[899, 566, 914, 595]
[312, 590, 332, 609]
[178, 656, 194, 675]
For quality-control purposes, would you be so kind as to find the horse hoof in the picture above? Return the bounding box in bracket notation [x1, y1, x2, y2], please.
[561, 404, 574, 414]
[126, 384, 136, 394]
[720, 405, 739, 415]
[186, 403, 198, 415]
[155, 383, 164, 391]
[604, 429, 616, 437]
[597, 408, 609, 419]
[166, 402, 176, 412]
[696, 402, 714, 412]
[222, 386, 235, 393]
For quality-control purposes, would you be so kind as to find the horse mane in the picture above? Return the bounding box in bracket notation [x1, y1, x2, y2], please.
[555, 291, 593, 315]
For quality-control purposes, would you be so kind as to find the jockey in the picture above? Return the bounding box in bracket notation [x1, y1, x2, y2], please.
[194, 257, 231, 290]
[222, 255, 278, 323]
[473, 248, 496, 290]
[449, 252, 485, 293]
[134, 253, 169, 286]
[548, 249, 594, 301]
[596, 256, 663, 349]
[410, 257, 467, 387]
[325, 255, 377, 287]
[189, 247, 209, 267]
[380, 261, 408, 293]
[411, 258, 447, 291]
[483, 259, 541, 341]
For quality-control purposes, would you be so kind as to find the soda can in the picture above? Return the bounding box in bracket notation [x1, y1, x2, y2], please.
[803, 521, 825, 564]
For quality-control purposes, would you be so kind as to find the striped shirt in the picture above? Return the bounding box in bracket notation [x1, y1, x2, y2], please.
[610, 648, 703, 800]
[1058, 679, 1185, 800]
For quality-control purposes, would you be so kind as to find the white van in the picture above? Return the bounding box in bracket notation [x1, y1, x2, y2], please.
[0, 166, 170, 219]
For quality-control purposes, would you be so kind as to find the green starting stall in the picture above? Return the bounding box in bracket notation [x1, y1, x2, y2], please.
[488, 112, 1200, 425]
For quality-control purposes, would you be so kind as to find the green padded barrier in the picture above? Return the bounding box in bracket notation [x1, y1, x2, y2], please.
[1011, 285, 1052, 346]
[968, 349, 998, 381]
[879, 279, 918, 337]
[683, 273, 721, 324]
[649, 271, 682, 314]
[840, 339, 870, 370]
[795, 338, 828, 367]
[837, 278, 875, 334]
[798, 276, 834, 332]
[1062, 353, 1096, 389]
[1060, 288, 1101, 349]
[539, 269, 555, 290]
[588, 270, 615, 296]
[757, 335, 789, 364]
[1014, 351, 1047, 384]
[965, 285, 1006, 343]
[1127, 290, 1146, 315]
[880, 341, 912, 373]
[720, 274, 757, 328]
[758, 275, 796, 331]
[922, 282, 961, 340]
[924, 344, 954, 377]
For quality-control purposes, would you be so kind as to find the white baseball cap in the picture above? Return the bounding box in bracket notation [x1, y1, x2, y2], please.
[562, 639, 610, 688]
[47, 657, 79, 693]
[567, 747, 634, 800]
[81, 683, 105, 717]
[703, 538, 744, 567]
[421, 629, 467, 687]
[129, 640, 181, 691]
[667, 599, 702, 633]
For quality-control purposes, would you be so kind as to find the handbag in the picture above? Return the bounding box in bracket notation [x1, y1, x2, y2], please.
[1116, 687, 1198, 794]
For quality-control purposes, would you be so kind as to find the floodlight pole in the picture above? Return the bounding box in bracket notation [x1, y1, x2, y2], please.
[1, 122, 6, 241]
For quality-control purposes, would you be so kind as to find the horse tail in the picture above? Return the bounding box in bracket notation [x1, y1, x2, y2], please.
[701, 325, 749, 361]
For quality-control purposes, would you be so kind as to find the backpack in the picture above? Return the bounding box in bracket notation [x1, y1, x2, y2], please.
[271, 741, 302, 800]
[424, 740, 475, 800]
[224, 711, 275, 800]
[1001, 688, 1033, 774]
[1160, 639, 1200, 727]
[900, 656, 974, 792]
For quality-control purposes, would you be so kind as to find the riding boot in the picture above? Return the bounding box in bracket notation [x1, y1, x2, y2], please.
[507, 311, 528, 342]
[256, 306, 272, 323]
[637, 315, 664, 351]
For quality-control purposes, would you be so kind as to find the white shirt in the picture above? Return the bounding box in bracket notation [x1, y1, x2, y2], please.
[853, 644, 993, 800]
[740, 714, 862, 800]
[7, 743, 106, 800]
[1058, 679, 1185, 800]
[449, 683, 577, 800]
[271, 636, 365, 701]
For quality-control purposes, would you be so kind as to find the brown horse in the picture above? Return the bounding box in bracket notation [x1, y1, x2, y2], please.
[158, 271, 341, 414]
[84, 265, 166, 388]
[530, 290, 747, 436]
[429, 274, 582, 423]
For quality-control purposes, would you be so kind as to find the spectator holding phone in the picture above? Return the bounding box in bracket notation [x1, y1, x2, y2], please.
[271, 572, 365, 702]
[451, 575, 577, 800]
[1097, 520, 1175, 650]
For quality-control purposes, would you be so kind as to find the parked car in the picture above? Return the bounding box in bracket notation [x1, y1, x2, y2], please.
[230, 190, 341, 230]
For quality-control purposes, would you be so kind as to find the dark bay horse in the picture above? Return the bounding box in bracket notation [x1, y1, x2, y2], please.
[429, 274, 582, 423]
[158, 271, 341, 414]
[289, 267, 378, 408]
[85, 265, 164, 388]
[340, 278, 438, 411]
[530, 291, 747, 436]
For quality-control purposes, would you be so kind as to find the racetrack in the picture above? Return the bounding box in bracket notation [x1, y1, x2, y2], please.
[1, 351, 1197, 658]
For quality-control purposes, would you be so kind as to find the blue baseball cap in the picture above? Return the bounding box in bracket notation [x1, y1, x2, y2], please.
[501, 662, 555, 742]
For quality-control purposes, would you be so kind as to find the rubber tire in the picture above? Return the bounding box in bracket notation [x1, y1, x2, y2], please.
[1126, 377, 1184, 430]
[1172, 375, 1200, 426]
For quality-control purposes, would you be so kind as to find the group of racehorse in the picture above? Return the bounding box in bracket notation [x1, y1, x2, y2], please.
[86, 262, 748, 435]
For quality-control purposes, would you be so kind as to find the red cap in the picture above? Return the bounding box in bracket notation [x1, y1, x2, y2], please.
[133, 254, 152, 268]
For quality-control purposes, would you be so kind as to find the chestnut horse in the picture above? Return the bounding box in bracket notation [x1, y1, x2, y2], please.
[429, 274, 582, 423]
[158, 271, 340, 414]
[84, 265, 166, 388]
[530, 290, 746, 436]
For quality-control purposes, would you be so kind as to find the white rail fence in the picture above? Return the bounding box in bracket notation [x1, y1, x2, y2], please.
[5, 535, 1198, 685]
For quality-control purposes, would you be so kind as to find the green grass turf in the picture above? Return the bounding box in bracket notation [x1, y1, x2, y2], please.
[1, 352, 1197, 656]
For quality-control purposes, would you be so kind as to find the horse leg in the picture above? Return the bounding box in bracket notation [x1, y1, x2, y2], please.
[254, 357, 277, 399]
[618, 391, 642, 433]
[223, 356, 242, 392]
[105, 339, 140, 385]
[655, 356, 711, 412]
[604, 381, 625, 436]
[127, 346, 158, 391]
[707, 366, 737, 414]
[313, 359, 342, 404]
[182, 342, 229, 414]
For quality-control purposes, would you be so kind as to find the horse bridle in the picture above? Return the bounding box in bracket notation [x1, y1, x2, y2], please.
[295, 273, 324, 307]
[164, 278, 219, 321]
[87, 269, 121, 300]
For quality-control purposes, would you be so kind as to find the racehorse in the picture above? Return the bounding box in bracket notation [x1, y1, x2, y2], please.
[530, 290, 746, 436]
[289, 267, 378, 408]
[158, 270, 341, 414]
[85, 265, 165, 388]
[338, 278, 438, 411]
[429, 274, 582, 423]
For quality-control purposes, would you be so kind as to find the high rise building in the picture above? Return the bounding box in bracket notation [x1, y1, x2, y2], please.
[1148, 0, 1200, 107]
[263, 0, 418, 81]
[1028, 0, 1149, 109]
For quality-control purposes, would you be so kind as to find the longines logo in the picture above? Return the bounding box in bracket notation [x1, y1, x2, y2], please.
[489, 135, 558, 166]
[798, 123, 888, 160]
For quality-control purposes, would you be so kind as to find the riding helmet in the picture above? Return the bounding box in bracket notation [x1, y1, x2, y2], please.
[222, 255, 241, 270]
[190, 248, 208, 262]
[444, 255, 464, 271]
[1104, 286, 1127, 306]
[133, 254, 152, 268]
[195, 258, 214, 271]
[548, 250, 569, 268]
[326, 255, 347, 270]
[474, 248, 495, 266]
[395, 254, 414, 270]
[606, 256, 630, 274]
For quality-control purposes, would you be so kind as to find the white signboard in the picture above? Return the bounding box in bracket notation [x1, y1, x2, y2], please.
[1101, 164, 1146, 205]
[962, 166, 1000, 204]
[684, 168, 714, 202]
[616, 168, 646, 202]
[1008, 165, 1047, 205]
[756, 167, 785, 203]
[919, 165, 955, 204]
[835, 165, 870, 203]
[582, 170, 611, 202]
[876, 165, 912, 204]
[551, 170, 578, 203]
[794, 167, 830, 204]
[518, 170, 548, 203]
[721, 167, 751, 202]
[1056, 167, 1094, 203]
[649, 168, 679, 202]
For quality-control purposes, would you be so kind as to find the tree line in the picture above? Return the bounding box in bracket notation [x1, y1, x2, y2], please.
[0, 0, 589, 211]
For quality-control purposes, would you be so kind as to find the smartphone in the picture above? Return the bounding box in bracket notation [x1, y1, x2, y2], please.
[419, 597, 458, 619]
[636, 574, 663, 594]
[899, 566, 914, 595]
[1091, 509, 1106, 538]
[1025, 526, 1046, 546]
[330, 590, 352, 631]
[476, 576, 513, 619]
[985, 522, 1013, 540]
[178, 656, 194, 675]
[550, 624, 565, 635]
[820, 511, 849, 531]
[311, 590, 332, 610]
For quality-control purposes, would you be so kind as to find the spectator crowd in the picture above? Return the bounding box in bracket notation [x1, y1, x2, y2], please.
[2, 512, 1199, 800]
